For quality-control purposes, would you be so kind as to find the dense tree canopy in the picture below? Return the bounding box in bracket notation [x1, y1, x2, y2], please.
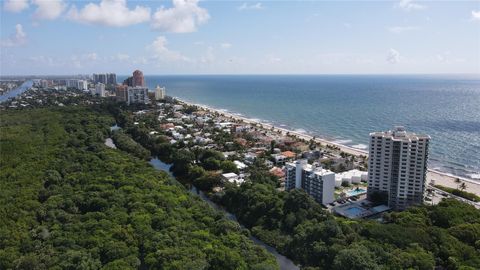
[0, 106, 278, 269]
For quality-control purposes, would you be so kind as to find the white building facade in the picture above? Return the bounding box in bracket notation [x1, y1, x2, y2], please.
[367, 126, 430, 210]
[77, 80, 88, 91]
[155, 85, 166, 100]
[127, 87, 149, 105]
[95, 83, 106, 97]
[285, 160, 335, 205]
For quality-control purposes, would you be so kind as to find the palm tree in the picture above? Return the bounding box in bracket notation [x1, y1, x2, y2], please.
[459, 182, 467, 192]
[454, 178, 462, 189]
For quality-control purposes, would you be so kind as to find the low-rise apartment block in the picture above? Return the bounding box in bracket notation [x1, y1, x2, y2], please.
[285, 160, 335, 205]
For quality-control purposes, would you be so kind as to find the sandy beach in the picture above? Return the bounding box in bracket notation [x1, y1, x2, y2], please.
[177, 99, 480, 197]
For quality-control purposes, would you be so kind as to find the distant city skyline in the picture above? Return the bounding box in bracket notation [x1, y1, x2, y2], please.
[1, 0, 479, 75]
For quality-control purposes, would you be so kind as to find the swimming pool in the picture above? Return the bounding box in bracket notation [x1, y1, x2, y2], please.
[346, 188, 367, 197]
[343, 206, 365, 217]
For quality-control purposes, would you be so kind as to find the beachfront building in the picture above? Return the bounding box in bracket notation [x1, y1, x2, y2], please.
[127, 87, 149, 105]
[335, 169, 368, 187]
[367, 126, 430, 211]
[285, 159, 335, 205]
[155, 85, 166, 100]
[133, 70, 145, 87]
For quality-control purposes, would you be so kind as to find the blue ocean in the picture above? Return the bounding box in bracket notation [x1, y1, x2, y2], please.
[121, 75, 480, 180]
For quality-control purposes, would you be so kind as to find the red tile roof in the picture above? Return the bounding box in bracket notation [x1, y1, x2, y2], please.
[281, 151, 296, 158]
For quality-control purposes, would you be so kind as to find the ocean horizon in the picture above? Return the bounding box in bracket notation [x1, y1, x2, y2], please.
[118, 74, 480, 181]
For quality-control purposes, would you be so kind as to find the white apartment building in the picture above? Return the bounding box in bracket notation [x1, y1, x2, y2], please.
[155, 85, 166, 100]
[77, 80, 88, 91]
[66, 80, 77, 89]
[95, 83, 106, 97]
[285, 160, 335, 205]
[367, 126, 430, 210]
[40, 80, 49, 88]
[67, 79, 88, 90]
[127, 87, 149, 105]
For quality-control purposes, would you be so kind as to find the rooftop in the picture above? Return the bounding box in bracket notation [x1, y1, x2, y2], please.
[281, 151, 296, 158]
[370, 126, 430, 141]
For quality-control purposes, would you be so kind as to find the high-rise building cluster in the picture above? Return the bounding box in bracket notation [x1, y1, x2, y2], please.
[118, 70, 150, 104]
[34, 69, 166, 105]
[284, 126, 430, 213]
[93, 73, 117, 85]
[367, 126, 430, 210]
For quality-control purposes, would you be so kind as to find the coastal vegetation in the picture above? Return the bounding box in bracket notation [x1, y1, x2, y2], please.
[0, 105, 278, 269]
[434, 184, 480, 202]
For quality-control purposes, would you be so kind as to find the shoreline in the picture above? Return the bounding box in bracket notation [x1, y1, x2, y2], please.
[175, 98, 480, 196]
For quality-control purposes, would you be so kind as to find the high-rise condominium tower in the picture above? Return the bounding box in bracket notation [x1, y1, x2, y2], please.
[367, 126, 430, 210]
[132, 70, 145, 87]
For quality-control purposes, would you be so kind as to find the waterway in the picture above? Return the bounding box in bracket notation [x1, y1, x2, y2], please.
[110, 124, 121, 132]
[0, 80, 33, 103]
[148, 157, 299, 270]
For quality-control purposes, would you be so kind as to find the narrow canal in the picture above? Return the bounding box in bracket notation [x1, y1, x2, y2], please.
[0, 80, 33, 103]
[149, 158, 300, 270]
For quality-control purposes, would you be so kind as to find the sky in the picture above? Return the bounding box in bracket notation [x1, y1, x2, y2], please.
[1, 0, 479, 75]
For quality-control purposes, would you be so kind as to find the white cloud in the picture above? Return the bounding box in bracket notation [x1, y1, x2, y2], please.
[29, 55, 54, 66]
[114, 53, 131, 61]
[3, 0, 29, 12]
[132, 57, 148, 65]
[472, 10, 480, 21]
[68, 0, 150, 27]
[435, 51, 466, 64]
[220, 42, 232, 49]
[70, 53, 101, 68]
[238, 2, 263, 11]
[151, 0, 210, 33]
[84, 52, 98, 61]
[396, 0, 426, 11]
[386, 49, 400, 64]
[0, 24, 27, 47]
[265, 54, 281, 64]
[436, 54, 445, 62]
[15, 24, 26, 40]
[387, 26, 419, 33]
[314, 53, 375, 65]
[148, 36, 190, 62]
[32, 0, 66, 20]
